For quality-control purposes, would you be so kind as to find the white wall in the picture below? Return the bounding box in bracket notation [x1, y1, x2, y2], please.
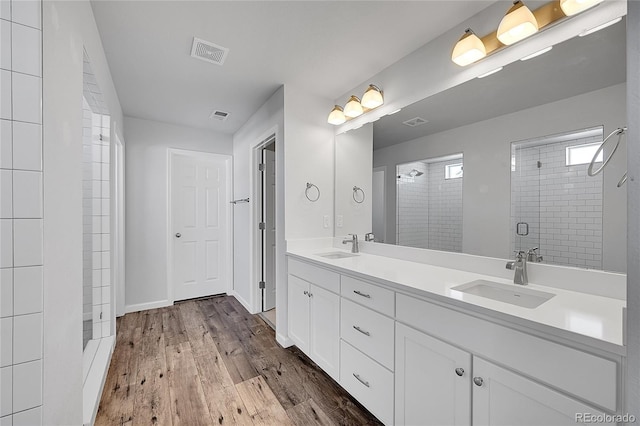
[231, 87, 284, 316]
[374, 83, 627, 272]
[42, 0, 124, 423]
[333, 1, 626, 135]
[123, 116, 232, 311]
[335, 124, 373, 239]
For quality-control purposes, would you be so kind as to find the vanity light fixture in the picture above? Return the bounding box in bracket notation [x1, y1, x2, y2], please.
[327, 105, 346, 125]
[520, 45, 553, 61]
[361, 85, 384, 109]
[328, 84, 384, 125]
[451, 29, 487, 66]
[477, 67, 503, 79]
[452, 0, 604, 67]
[344, 95, 364, 118]
[579, 16, 622, 37]
[560, 0, 602, 17]
[497, 1, 539, 46]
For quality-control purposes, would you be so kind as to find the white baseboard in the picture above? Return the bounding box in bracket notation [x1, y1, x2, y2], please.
[276, 333, 294, 348]
[124, 299, 172, 314]
[227, 290, 258, 314]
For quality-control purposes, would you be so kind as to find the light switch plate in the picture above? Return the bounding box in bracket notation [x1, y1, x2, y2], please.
[323, 215, 330, 228]
[336, 215, 343, 228]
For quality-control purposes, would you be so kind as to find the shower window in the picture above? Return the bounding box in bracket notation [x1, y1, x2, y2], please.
[566, 142, 603, 166]
[445, 163, 463, 179]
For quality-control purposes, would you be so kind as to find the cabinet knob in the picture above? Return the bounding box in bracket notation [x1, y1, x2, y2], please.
[473, 377, 484, 387]
[455, 368, 464, 377]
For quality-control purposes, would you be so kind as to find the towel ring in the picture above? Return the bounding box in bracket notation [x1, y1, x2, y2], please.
[305, 183, 320, 202]
[352, 186, 365, 204]
[588, 127, 626, 177]
[617, 172, 627, 188]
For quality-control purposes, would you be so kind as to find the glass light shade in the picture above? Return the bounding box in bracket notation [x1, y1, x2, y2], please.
[327, 105, 346, 125]
[497, 1, 539, 46]
[451, 29, 486, 66]
[361, 85, 384, 109]
[344, 95, 364, 118]
[560, 0, 602, 16]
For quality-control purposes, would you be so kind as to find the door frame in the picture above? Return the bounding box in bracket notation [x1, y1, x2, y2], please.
[166, 148, 233, 305]
[251, 131, 276, 313]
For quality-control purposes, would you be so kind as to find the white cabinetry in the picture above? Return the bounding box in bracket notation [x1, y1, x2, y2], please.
[287, 259, 340, 380]
[395, 323, 471, 426]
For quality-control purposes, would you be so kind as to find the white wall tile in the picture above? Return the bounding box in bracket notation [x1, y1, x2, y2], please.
[0, 317, 11, 366]
[0, 120, 11, 169]
[12, 406, 40, 426]
[0, 0, 10, 21]
[12, 170, 40, 218]
[0, 219, 12, 267]
[11, 122, 39, 171]
[0, 268, 11, 317]
[12, 219, 41, 267]
[0, 169, 11, 218]
[13, 266, 41, 315]
[0, 70, 10, 120]
[0, 20, 10, 71]
[0, 414, 12, 426]
[101, 320, 110, 337]
[11, 73, 39, 124]
[10, 24, 39, 77]
[10, 1, 40, 30]
[12, 360, 41, 412]
[0, 366, 11, 416]
[92, 321, 101, 339]
[12, 313, 41, 363]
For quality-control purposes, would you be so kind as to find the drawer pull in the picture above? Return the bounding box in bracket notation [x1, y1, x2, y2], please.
[455, 368, 464, 377]
[353, 290, 371, 298]
[473, 377, 484, 387]
[353, 373, 370, 388]
[353, 325, 371, 336]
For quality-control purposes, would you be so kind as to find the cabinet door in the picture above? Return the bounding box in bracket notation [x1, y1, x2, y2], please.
[288, 275, 310, 353]
[309, 284, 340, 381]
[395, 323, 471, 426]
[473, 358, 614, 426]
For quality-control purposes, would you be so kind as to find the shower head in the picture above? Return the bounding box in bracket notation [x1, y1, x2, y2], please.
[408, 169, 424, 177]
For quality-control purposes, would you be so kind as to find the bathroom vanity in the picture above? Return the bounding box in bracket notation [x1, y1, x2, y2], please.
[286, 248, 625, 426]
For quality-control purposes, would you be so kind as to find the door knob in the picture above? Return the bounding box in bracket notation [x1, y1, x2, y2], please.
[175, 233, 181, 238]
[455, 368, 464, 377]
[473, 377, 484, 387]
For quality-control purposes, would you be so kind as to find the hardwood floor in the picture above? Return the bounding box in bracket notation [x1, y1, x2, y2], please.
[95, 296, 383, 426]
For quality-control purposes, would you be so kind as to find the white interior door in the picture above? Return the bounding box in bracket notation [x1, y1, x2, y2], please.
[263, 147, 276, 311]
[171, 152, 229, 301]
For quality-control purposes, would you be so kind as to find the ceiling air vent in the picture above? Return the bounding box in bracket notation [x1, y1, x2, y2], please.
[191, 37, 229, 66]
[210, 110, 230, 121]
[402, 117, 429, 127]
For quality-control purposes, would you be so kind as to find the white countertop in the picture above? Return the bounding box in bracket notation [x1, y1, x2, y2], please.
[287, 248, 626, 354]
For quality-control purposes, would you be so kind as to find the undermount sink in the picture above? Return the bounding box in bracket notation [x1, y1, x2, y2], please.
[316, 252, 359, 259]
[451, 280, 555, 309]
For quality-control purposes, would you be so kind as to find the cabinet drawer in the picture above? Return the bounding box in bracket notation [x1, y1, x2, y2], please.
[397, 294, 618, 412]
[340, 340, 394, 426]
[341, 298, 394, 370]
[288, 258, 340, 294]
[341, 275, 394, 316]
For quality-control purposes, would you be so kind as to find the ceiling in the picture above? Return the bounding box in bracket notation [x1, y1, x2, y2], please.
[91, 0, 494, 134]
[373, 17, 627, 150]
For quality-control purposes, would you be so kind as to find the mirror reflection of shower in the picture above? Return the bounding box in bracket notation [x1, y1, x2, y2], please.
[82, 51, 112, 350]
[396, 153, 463, 252]
[511, 127, 609, 270]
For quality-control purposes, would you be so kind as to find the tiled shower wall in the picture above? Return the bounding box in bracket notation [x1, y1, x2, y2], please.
[0, 0, 44, 424]
[397, 158, 463, 252]
[512, 133, 604, 269]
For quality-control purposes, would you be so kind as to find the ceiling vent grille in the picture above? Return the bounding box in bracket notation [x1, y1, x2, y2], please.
[210, 110, 230, 121]
[402, 117, 429, 127]
[191, 37, 229, 66]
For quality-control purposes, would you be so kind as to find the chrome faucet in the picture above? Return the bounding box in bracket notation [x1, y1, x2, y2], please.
[342, 234, 359, 253]
[527, 247, 543, 263]
[506, 250, 528, 285]
[365, 232, 375, 242]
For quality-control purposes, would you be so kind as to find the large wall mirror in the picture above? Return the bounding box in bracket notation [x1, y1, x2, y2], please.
[335, 17, 627, 274]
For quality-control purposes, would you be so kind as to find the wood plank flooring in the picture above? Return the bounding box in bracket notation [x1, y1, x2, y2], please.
[95, 296, 382, 426]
